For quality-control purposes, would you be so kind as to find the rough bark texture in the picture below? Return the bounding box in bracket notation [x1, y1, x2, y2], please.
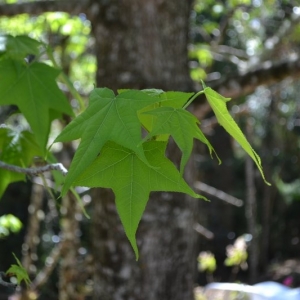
[91, 0, 193, 92]
[90, 1, 199, 300]
[59, 193, 82, 300]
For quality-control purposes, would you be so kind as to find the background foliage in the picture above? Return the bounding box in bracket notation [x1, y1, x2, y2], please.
[1, 0, 300, 299]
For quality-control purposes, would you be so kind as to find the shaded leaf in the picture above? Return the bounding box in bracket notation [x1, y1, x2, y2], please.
[0, 127, 43, 198]
[143, 107, 219, 173]
[0, 58, 73, 151]
[138, 91, 194, 134]
[74, 141, 204, 259]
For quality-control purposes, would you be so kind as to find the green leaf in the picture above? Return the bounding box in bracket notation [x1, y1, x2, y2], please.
[0, 127, 43, 198]
[204, 87, 270, 185]
[143, 107, 220, 173]
[2, 35, 42, 60]
[74, 141, 204, 259]
[138, 91, 194, 143]
[158, 91, 194, 108]
[6, 253, 31, 286]
[0, 214, 22, 235]
[55, 88, 161, 196]
[0, 58, 73, 151]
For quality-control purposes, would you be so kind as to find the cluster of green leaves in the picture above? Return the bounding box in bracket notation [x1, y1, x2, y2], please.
[0, 11, 95, 95]
[54, 85, 268, 258]
[0, 35, 73, 197]
[0, 34, 268, 259]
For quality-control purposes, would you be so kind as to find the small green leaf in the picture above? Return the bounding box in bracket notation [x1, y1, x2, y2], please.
[204, 87, 270, 185]
[55, 88, 161, 195]
[74, 141, 205, 259]
[6, 253, 31, 286]
[0, 214, 22, 234]
[143, 107, 220, 173]
[0, 127, 43, 198]
[138, 91, 194, 139]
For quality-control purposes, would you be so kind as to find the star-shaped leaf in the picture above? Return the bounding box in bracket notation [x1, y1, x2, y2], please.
[6, 253, 31, 286]
[2, 35, 42, 60]
[55, 88, 161, 196]
[143, 107, 220, 173]
[74, 141, 204, 259]
[204, 87, 270, 185]
[0, 127, 43, 198]
[0, 58, 73, 151]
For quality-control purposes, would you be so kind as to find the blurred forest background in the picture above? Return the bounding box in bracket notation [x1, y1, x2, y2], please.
[1, 0, 300, 299]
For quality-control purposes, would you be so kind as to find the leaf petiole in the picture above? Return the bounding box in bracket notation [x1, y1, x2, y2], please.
[183, 90, 204, 109]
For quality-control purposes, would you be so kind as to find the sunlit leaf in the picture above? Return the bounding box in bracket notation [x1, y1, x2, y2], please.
[143, 106, 220, 173]
[204, 87, 270, 185]
[0, 214, 22, 235]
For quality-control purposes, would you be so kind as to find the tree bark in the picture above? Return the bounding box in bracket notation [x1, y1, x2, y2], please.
[90, 1, 199, 299]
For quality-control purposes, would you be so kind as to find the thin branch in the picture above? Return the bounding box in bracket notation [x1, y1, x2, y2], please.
[0, 161, 68, 176]
[210, 54, 300, 99]
[0, 272, 17, 289]
[194, 181, 243, 207]
[22, 182, 45, 276]
[213, 4, 250, 47]
[193, 54, 300, 123]
[260, 13, 300, 62]
[31, 243, 62, 291]
[193, 223, 214, 240]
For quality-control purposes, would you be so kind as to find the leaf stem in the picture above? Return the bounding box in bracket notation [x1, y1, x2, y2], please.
[46, 46, 85, 112]
[183, 90, 205, 109]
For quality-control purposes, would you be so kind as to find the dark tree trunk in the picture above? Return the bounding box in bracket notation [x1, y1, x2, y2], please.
[90, 1, 199, 299]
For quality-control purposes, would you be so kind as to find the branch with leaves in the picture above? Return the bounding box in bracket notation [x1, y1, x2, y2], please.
[0, 34, 269, 260]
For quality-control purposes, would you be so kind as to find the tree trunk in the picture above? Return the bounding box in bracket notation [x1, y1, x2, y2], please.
[90, 1, 199, 299]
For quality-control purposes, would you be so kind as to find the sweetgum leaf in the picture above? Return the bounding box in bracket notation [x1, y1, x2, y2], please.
[74, 141, 204, 259]
[138, 91, 194, 134]
[2, 35, 42, 60]
[158, 91, 194, 108]
[6, 253, 31, 286]
[143, 107, 220, 173]
[0, 58, 73, 151]
[204, 87, 270, 185]
[0, 127, 42, 198]
[55, 88, 161, 196]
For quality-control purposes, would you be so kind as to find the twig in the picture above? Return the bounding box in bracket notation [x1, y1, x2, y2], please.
[0, 161, 68, 176]
[193, 223, 214, 240]
[194, 181, 243, 207]
[0, 272, 17, 289]
[31, 243, 62, 291]
[22, 182, 45, 275]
